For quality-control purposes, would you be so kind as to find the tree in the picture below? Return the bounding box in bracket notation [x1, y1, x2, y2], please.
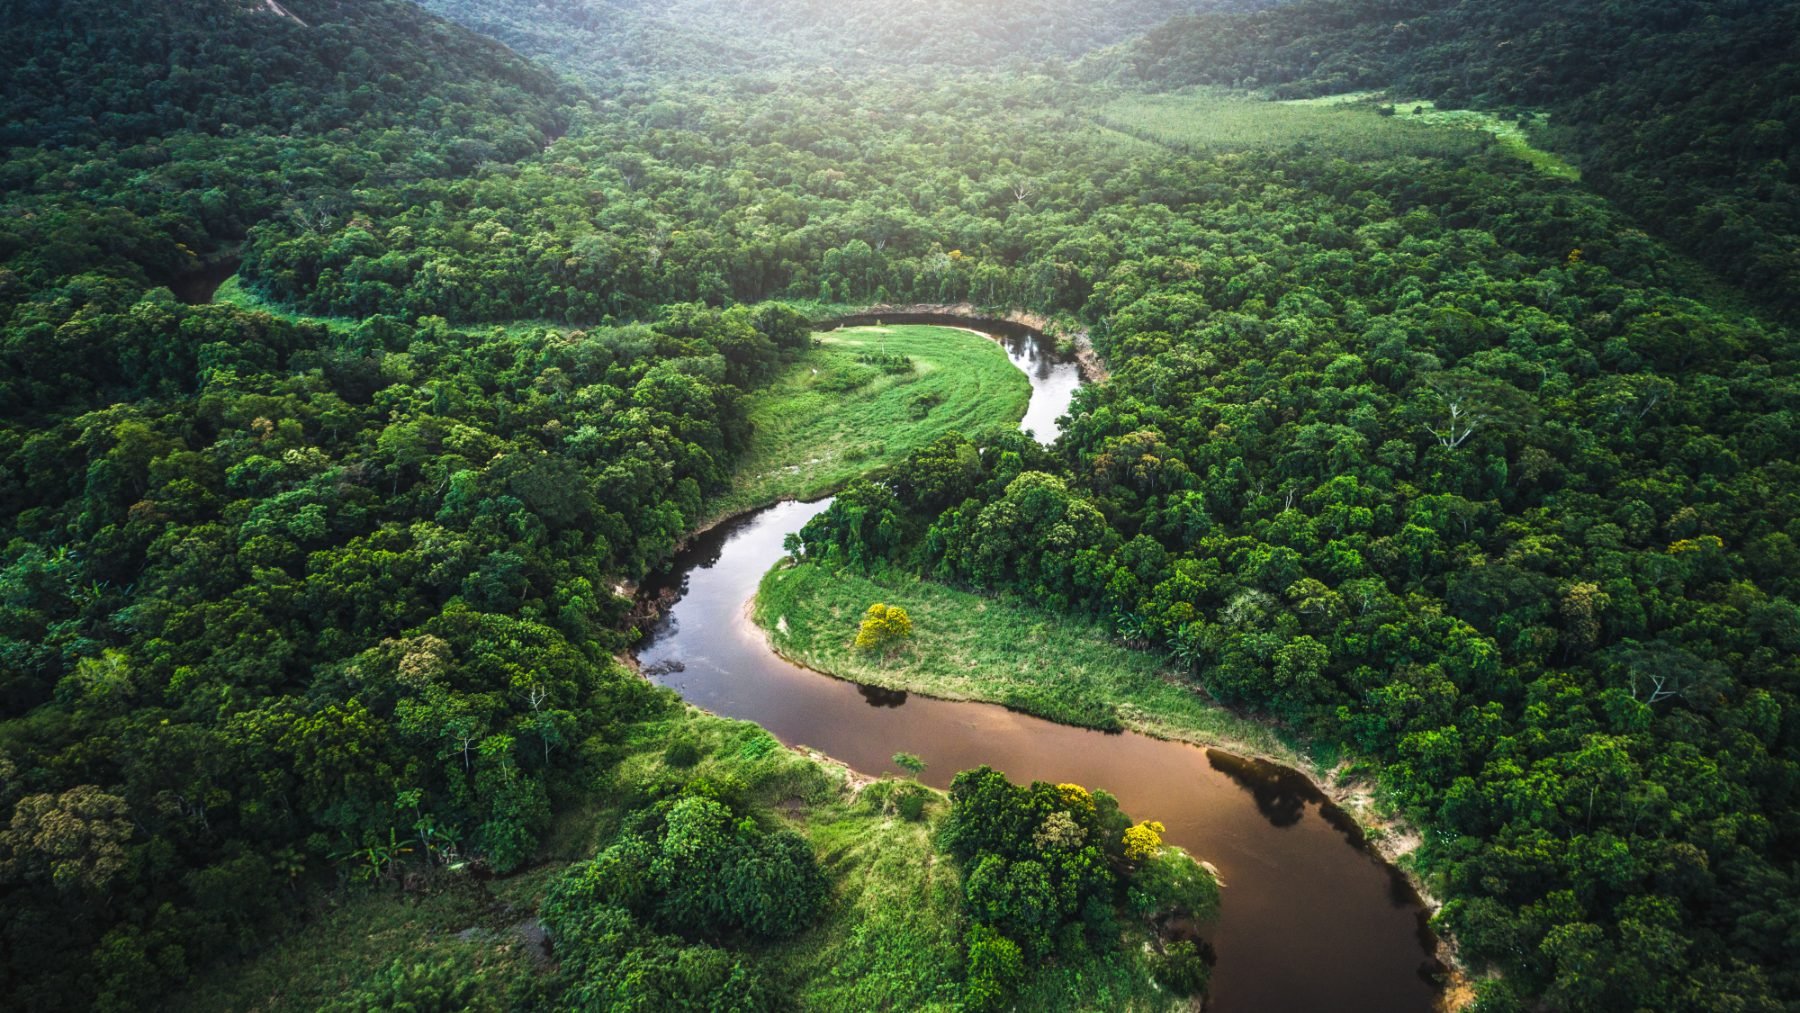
[1122, 820, 1166, 863]
[855, 603, 913, 655]
[1, 786, 133, 893]
[893, 751, 927, 778]
[1419, 370, 1533, 449]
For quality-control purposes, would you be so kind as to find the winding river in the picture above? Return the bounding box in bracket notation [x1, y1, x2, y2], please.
[637, 322, 1444, 1012]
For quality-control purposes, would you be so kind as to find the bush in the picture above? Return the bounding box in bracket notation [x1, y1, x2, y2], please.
[896, 786, 929, 822]
[328, 956, 484, 1013]
[962, 925, 1024, 1012]
[855, 603, 914, 654]
[664, 738, 702, 767]
[1150, 940, 1210, 996]
[1126, 847, 1220, 921]
[554, 792, 828, 942]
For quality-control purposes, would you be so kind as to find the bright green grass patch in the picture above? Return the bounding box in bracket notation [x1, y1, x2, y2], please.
[1377, 98, 1578, 180]
[712, 324, 1030, 519]
[1277, 92, 1580, 180]
[1096, 87, 1485, 163]
[755, 561, 1315, 774]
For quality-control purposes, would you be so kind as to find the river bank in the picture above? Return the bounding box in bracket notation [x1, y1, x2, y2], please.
[747, 554, 1472, 1004]
[825, 301, 1110, 384]
[633, 316, 1465, 1008]
[634, 497, 1452, 1012]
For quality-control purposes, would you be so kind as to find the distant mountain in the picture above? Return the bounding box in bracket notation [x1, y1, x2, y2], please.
[0, 0, 570, 149]
[412, 0, 1273, 85]
[1085, 0, 1800, 318]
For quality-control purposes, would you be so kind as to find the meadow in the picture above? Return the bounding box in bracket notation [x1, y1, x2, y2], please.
[709, 324, 1031, 520]
[1277, 92, 1581, 179]
[754, 560, 1313, 772]
[1094, 87, 1486, 162]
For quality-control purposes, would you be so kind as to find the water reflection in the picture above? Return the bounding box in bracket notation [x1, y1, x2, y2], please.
[1206, 750, 1321, 829]
[857, 684, 909, 708]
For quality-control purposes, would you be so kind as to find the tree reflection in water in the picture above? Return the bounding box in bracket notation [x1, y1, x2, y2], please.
[857, 684, 909, 708]
[1205, 750, 1323, 829]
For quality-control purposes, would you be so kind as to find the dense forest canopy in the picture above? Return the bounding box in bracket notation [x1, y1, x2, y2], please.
[1088, 0, 1800, 317]
[2, 0, 1798, 1010]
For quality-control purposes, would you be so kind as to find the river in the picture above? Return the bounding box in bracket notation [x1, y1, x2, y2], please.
[636, 323, 1444, 1012]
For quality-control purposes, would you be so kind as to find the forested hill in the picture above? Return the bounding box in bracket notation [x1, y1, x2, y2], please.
[1087, 0, 1800, 319]
[0, 0, 573, 316]
[413, 0, 1269, 85]
[1, 2, 808, 1007]
[0, 0, 568, 148]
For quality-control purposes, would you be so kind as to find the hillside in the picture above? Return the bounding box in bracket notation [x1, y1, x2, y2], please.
[414, 0, 1270, 85]
[1088, 0, 1800, 318]
[2, 1, 1798, 1011]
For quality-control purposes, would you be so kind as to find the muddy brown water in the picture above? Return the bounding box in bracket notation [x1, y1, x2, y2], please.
[636, 328, 1443, 1011]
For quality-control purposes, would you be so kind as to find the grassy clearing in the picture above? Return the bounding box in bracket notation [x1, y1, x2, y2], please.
[756, 560, 1313, 773]
[1278, 91, 1581, 179]
[1095, 87, 1485, 162]
[712, 324, 1030, 519]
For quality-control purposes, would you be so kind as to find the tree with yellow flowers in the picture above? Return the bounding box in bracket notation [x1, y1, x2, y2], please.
[854, 602, 913, 656]
[1122, 820, 1166, 863]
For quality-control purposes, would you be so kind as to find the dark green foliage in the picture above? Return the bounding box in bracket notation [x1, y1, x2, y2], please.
[0, 3, 812, 995]
[0, 0, 568, 326]
[960, 924, 1025, 1013]
[825, 139, 1800, 1011]
[0, 296, 809, 1004]
[664, 738, 703, 768]
[942, 768, 1216, 1000]
[535, 790, 827, 1011]
[327, 956, 488, 1013]
[4, 0, 1799, 1009]
[1150, 939, 1210, 996]
[554, 791, 828, 942]
[538, 903, 776, 1013]
[1127, 849, 1221, 922]
[1098, 0, 1800, 319]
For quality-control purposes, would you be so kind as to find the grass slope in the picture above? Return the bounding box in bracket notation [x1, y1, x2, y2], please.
[1095, 87, 1485, 162]
[1277, 92, 1581, 180]
[712, 324, 1030, 519]
[755, 560, 1311, 771]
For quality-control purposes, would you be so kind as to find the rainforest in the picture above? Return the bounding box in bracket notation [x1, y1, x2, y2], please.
[2, 1, 1797, 1010]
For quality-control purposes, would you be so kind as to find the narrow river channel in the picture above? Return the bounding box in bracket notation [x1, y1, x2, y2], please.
[636, 323, 1444, 1012]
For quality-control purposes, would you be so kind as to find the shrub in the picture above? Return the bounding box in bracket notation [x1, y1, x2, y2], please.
[962, 925, 1024, 1012]
[1150, 940, 1210, 996]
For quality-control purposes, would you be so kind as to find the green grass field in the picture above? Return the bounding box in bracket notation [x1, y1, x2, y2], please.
[710, 324, 1031, 520]
[1095, 88, 1486, 163]
[755, 561, 1314, 772]
[1279, 92, 1580, 180]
